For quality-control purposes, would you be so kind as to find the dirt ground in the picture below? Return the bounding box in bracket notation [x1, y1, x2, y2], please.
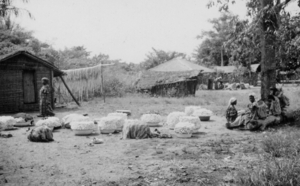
[0, 97, 267, 186]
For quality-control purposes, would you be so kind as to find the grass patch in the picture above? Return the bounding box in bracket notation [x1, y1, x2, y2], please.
[239, 128, 300, 186]
[240, 157, 300, 186]
[261, 129, 300, 158]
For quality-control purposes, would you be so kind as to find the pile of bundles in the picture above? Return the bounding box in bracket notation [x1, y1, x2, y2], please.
[224, 83, 251, 90]
[60, 112, 164, 139]
[165, 106, 213, 138]
[0, 114, 35, 131]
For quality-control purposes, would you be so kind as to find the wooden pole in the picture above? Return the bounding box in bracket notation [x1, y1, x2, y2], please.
[59, 76, 81, 107]
[101, 62, 105, 103]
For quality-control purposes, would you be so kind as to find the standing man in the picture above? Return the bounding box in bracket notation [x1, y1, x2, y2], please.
[38, 77, 55, 117]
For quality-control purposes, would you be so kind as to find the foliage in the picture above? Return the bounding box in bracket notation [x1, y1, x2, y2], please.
[276, 12, 300, 71]
[193, 12, 248, 67]
[0, 0, 32, 29]
[139, 48, 186, 70]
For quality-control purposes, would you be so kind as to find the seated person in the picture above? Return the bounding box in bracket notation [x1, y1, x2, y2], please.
[225, 97, 238, 124]
[218, 81, 225, 90]
[275, 88, 290, 119]
[226, 93, 258, 130]
[259, 95, 282, 130]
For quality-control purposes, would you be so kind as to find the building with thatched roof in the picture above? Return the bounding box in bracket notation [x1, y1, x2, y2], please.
[136, 70, 201, 97]
[150, 58, 214, 73]
[0, 50, 64, 113]
[136, 58, 215, 97]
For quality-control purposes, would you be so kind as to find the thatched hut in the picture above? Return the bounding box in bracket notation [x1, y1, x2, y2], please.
[0, 50, 64, 113]
[136, 70, 202, 97]
[136, 58, 213, 97]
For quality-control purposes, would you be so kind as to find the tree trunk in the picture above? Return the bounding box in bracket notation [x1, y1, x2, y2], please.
[221, 46, 224, 66]
[260, 0, 277, 100]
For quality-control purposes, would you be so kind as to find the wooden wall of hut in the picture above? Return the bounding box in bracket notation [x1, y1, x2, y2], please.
[150, 80, 197, 97]
[0, 55, 53, 113]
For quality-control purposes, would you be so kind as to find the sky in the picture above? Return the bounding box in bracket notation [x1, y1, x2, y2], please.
[14, 0, 299, 64]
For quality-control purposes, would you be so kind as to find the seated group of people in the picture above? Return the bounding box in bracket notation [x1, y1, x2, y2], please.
[225, 87, 290, 131]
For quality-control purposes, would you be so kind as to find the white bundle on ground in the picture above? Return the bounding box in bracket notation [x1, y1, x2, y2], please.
[141, 114, 161, 123]
[244, 83, 250, 89]
[55, 64, 103, 102]
[174, 122, 195, 134]
[166, 112, 186, 129]
[14, 118, 25, 123]
[62, 114, 91, 128]
[192, 108, 213, 117]
[185, 106, 202, 116]
[179, 116, 201, 132]
[107, 113, 128, 120]
[98, 117, 122, 132]
[0, 116, 16, 130]
[71, 121, 96, 130]
[35, 117, 61, 131]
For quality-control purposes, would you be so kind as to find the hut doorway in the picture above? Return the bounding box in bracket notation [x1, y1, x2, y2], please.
[23, 70, 37, 104]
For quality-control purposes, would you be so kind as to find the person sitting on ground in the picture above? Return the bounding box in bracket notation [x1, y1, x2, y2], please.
[267, 94, 282, 116]
[225, 97, 238, 124]
[37, 77, 55, 117]
[259, 95, 282, 130]
[226, 93, 259, 130]
[219, 81, 225, 90]
[274, 87, 290, 117]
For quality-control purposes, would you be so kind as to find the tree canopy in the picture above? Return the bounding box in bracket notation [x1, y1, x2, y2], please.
[139, 48, 186, 70]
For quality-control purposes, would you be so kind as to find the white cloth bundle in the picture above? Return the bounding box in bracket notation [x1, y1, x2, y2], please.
[62, 114, 91, 128]
[166, 112, 186, 129]
[179, 116, 201, 132]
[141, 114, 161, 123]
[107, 113, 128, 120]
[71, 121, 96, 130]
[14, 118, 25, 123]
[192, 108, 213, 117]
[35, 117, 61, 131]
[185, 106, 202, 116]
[0, 116, 16, 130]
[98, 116, 123, 131]
[174, 122, 195, 134]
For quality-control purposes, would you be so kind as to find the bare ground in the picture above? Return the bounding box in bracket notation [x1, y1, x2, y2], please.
[0, 91, 280, 186]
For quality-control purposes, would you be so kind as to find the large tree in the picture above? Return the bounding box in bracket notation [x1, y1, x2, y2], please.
[208, 0, 300, 100]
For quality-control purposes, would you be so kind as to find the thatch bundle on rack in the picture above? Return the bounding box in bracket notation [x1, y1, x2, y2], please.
[55, 64, 103, 102]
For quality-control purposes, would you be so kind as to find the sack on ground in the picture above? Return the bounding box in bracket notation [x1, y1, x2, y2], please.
[28, 126, 54, 142]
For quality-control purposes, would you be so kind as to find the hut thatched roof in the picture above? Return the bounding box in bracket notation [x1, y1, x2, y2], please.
[0, 50, 65, 77]
[136, 70, 201, 90]
[149, 58, 214, 73]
